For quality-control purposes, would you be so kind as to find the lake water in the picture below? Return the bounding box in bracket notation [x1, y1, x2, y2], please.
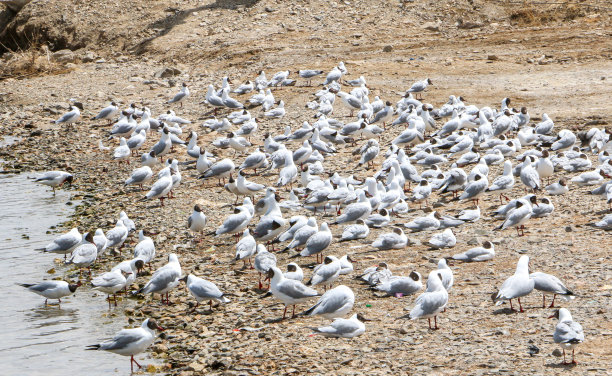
[0, 173, 156, 375]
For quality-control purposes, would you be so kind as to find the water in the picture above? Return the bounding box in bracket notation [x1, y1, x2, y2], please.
[0, 174, 154, 375]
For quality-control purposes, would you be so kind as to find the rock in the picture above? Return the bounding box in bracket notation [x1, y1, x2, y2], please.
[487, 55, 499, 61]
[154, 67, 181, 78]
[51, 49, 75, 63]
[467, 237, 479, 245]
[423, 22, 440, 32]
[495, 329, 510, 336]
[81, 51, 96, 62]
[383, 45, 393, 53]
[552, 349, 563, 357]
[565, 226, 573, 232]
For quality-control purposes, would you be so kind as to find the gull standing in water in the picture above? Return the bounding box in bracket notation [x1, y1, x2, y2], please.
[86, 318, 164, 373]
[19, 280, 81, 305]
[42, 227, 81, 260]
[35, 171, 74, 195]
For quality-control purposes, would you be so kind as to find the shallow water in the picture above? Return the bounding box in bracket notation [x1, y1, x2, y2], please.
[0, 174, 155, 375]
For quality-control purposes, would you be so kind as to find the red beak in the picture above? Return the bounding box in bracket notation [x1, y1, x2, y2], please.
[157, 325, 165, 331]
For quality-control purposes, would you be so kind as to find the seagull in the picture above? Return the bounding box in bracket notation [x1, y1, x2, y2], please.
[113, 137, 131, 164]
[297, 69, 324, 86]
[264, 100, 286, 118]
[53, 104, 81, 126]
[86, 318, 164, 373]
[455, 206, 480, 222]
[92, 101, 118, 125]
[492, 255, 534, 312]
[199, 158, 235, 186]
[404, 211, 441, 232]
[411, 179, 432, 208]
[309, 313, 369, 338]
[372, 227, 408, 250]
[42, 227, 81, 260]
[434, 259, 454, 291]
[187, 204, 207, 241]
[374, 272, 422, 297]
[127, 130, 147, 155]
[125, 165, 152, 191]
[397, 270, 448, 330]
[530, 272, 575, 308]
[167, 82, 189, 107]
[334, 190, 372, 224]
[181, 274, 230, 311]
[144, 168, 174, 206]
[406, 78, 432, 99]
[35, 171, 74, 195]
[307, 256, 342, 289]
[91, 269, 130, 308]
[283, 217, 317, 253]
[486, 160, 514, 203]
[495, 196, 538, 236]
[284, 262, 304, 281]
[214, 205, 253, 239]
[267, 266, 319, 319]
[298, 222, 332, 262]
[428, 229, 456, 249]
[66, 232, 98, 276]
[451, 241, 495, 262]
[340, 219, 370, 241]
[105, 219, 129, 254]
[18, 280, 81, 305]
[234, 229, 257, 268]
[254, 244, 277, 289]
[138, 253, 181, 304]
[459, 173, 488, 206]
[301, 285, 355, 319]
[549, 308, 584, 365]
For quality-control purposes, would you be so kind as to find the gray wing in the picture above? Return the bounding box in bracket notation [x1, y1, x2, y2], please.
[95, 107, 114, 120]
[554, 321, 584, 343]
[36, 171, 64, 181]
[530, 272, 570, 295]
[189, 280, 223, 300]
[127, 167, 151, 184]
[92, 272, 123, 288]
[311, 290, 351, 315]
[460, 181, 485, 200]
[142, 267, 179, 293]
[101, 329, 143, 351]
[169, 92, 187, 103]
[411, 290, 447, 317]
[217, 213, 248, 235]
[27, 281, 63, 292]
[278, 280, 318, 299]
[56, 111, 76, 123]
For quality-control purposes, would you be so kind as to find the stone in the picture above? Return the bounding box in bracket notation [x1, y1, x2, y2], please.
[423, 22, 440, 32]
[154, 67, 181, 78]
[467, 237, 479, 245]
[81, 51, 96, 62]
[51, 49, 75, 63]
[383, 45, 393, 53]
[487, 55, 499, 61]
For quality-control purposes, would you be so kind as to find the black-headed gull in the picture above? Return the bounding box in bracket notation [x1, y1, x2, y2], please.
[19, 280, 81, 305]
[92, 101, 118, 125]
[309, 313, 369, 338]
[187, 204, 207, 241]
[451, 241, 495, 262]
[301, 285, 354, 319]
[86, 318, 164, 373]
[138, 253, 181, 304]
[549, 308, 584, 365]
[492, 255, 534, 312]
[254, 244, 277, 289]
[340, 219, 370, 241]
[181, 274, 230, 311]
[307, 256, 342, 289]
[267, 266, 319, 319]
[35, 171, 74, 195]
[372, 227, 408, 250]
[168, 83, 189, 107]
[375, 272, 422, 297]
[91, 268, 130, 308]
[66, 232, 98, 276]
[495, 196, 538, 236]
[53, 104, 81, 126]
[530, 271, 575, 308]
[284, 262, 304, 281]
[125, 165, 153, 191]
[42, 227, 81, 260]
[397, 270, 448, 330]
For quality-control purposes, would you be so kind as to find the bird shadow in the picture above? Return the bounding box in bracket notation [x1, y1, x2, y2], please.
[492, 307, 519, 315]
[545, 362, 577, 369]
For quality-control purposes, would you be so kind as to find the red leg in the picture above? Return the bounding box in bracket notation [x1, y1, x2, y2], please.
[518, 297, 524, 313]
[572, 349, 577, 364]
[542, 294, 546, 308]
[258, 273, 262, 289]
[428, 318, 432, 329]
[549, 295, 556, 308]
[283, 306, 287, 319]
[292, 305, 296, 318]
[434, 315, 438, 330]
[562, 349, 567, 364]
[509, 299, 515, 311]
[209, 300, 213, 311]
[131, 355, 142, 369]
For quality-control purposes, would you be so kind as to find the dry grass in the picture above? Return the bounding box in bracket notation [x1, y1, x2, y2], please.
[509, 2, 586, 26]
[0, 46, 73, 80]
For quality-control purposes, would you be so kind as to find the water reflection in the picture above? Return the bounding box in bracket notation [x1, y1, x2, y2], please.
[0, 174, 156, 375]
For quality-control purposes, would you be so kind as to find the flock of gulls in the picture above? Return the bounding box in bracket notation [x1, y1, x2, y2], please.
[22, 61, 610, 371]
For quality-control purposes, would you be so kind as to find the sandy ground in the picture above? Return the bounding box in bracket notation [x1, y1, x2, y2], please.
[1, 0, 611, 375]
